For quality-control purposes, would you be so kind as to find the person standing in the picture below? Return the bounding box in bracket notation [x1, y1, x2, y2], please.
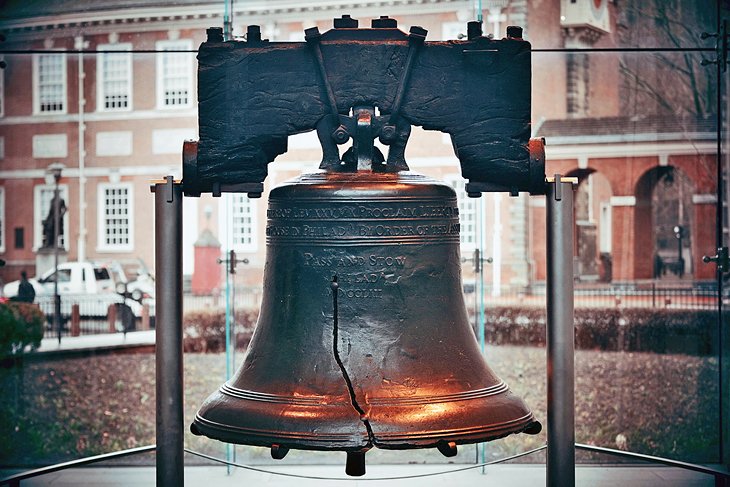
[15, 271, 36, 303]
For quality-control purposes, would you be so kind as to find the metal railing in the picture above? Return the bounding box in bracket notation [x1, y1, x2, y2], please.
[34, 294, 150, 337]
[463, 282, 720, 310]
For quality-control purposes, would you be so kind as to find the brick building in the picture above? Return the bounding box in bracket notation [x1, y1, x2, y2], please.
[0, 0, 718, 295]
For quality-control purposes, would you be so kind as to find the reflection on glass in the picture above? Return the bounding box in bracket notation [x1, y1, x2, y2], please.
[0, 0, 724, 477]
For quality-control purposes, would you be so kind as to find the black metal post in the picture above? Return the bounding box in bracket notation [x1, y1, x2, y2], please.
[546, 175, 575, 487]
[53, 179, 61, 344]
[153, 177, 183, 486]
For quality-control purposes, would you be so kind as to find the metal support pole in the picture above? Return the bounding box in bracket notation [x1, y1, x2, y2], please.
[53, 183, 61, 344]
[546, 175, 575, 487]
[153, 176, 184, 487]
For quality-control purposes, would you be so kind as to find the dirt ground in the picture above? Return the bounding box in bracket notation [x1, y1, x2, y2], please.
[0, 346, 719, 468]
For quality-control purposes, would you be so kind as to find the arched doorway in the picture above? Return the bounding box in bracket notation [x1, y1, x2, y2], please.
[635, 166, 694, 281]
[568, 169, 614, 282]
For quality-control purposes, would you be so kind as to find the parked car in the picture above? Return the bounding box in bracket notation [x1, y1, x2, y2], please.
[2, 261, 145, 318]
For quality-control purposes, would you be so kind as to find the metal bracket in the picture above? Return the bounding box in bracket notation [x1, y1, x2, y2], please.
[702, 247, 730, 273]
[149, 176, 182, 196]
[701, 19, 728, 72]
[305, 27, 340, 116]
[386, 25, 427, 127]
[544, 175, 578, 201]
[217, 249, 249, 275]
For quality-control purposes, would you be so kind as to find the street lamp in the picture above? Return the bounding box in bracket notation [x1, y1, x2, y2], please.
[47, 162, 64, 343]
[673, 225, 685, 278]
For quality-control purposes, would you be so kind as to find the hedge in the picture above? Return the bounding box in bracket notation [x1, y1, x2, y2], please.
[475, 307, 719, 356]
[183, 309, 258, 353]
[183, 306, 720, 356]
[0, 302, 45, 358]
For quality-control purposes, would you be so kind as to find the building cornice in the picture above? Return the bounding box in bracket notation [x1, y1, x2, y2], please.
[545, 141, 716, 160]
[0, 0, 470, 38]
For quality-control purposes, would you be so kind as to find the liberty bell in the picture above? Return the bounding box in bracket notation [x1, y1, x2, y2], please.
[189, 18, 544, 476]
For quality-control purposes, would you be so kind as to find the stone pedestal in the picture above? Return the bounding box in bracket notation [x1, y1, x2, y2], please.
[36, 247, 68, 277]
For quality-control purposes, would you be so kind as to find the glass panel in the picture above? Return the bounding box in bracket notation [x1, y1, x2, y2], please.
[531, 50, 720, 464]
[0, 2, 724, 481]
[525, 0, 717, 50]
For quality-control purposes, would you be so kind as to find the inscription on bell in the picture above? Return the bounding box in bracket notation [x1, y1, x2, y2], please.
[267, 204, 459, 220]
[302, 252, 406, 268]
[300, 250, 406, 299]
[266, 223, 460, 238]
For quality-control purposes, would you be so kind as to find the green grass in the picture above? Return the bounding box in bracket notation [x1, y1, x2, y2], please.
[0, 346, 719, 468]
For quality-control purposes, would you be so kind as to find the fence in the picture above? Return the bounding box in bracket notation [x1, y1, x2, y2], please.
[35, 294, 151, 337]
[472, 282, 719, 310]
[30, 282, 717, 339]
[184, 282, 718, 313]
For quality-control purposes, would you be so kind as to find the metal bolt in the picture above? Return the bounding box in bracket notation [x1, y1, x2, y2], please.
[247, 25, 262, 43]
[506, 25, 523, 39]
[372, 16, 398, 28]
[379, 125, 397, 143]
[467, 21, 483, 40]
[206, 27, 224, 43]
[334, 15, 359, 29]
[331, 125, 350, 144]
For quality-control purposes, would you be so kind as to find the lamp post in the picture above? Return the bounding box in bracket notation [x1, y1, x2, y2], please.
[673, 225, 685, 278]
[47, 162, 64, 343]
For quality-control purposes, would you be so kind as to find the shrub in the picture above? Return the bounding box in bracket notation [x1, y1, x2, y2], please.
[183, 308, 258, 353]
[472, 306, 721, 356]
[0, 302, 45, 358]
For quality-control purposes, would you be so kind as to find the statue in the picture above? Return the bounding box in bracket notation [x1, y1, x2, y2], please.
[41, 194, 66, 249]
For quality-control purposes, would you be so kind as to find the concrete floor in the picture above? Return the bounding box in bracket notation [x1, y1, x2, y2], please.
[2, 464, 718, 486]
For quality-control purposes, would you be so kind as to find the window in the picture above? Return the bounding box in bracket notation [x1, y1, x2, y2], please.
[156, 40, 193, 108]
[446, 176, 478, 250]
[34, 53, 67, 114]
[97, 183, 133, 251]
[97, 43, 132, 111]
[0, 187, 4, 252]
[41, 268, 71, 284]
[221, 193, 258, 252]
[33, 184, 69, 250]
[14, 227, 24, 249]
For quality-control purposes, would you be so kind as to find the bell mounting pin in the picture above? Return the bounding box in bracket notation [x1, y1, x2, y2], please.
[270, 444, 290, 460]
[436, 440, 458, 457]
[345, 451, 366, 476]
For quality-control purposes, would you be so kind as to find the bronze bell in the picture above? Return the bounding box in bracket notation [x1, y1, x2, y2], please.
[191, 170, 541, 475]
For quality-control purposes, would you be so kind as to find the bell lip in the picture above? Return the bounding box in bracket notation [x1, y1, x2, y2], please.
[190, 412, 541, 452]
[191, 413, 371, 452]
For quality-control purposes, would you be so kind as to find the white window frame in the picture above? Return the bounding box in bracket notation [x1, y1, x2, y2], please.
[599, 202, 612, 254]
[220, 193, 258, 253]
[96, 43, 132, 112]
[33, 184, 70, 251]
[156, 39, 194, 109]
[97, 182, 134, 252]
[33, 52, 67, 115]
[0, 187, 5, 253]
[445, 175, 478, 251]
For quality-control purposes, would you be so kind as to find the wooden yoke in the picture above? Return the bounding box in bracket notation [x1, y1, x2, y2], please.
[183, 16, 544, 197]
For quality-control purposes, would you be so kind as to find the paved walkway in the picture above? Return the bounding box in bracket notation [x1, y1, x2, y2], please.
[31, 330, 156, 357]
[1, 464, 717, 486]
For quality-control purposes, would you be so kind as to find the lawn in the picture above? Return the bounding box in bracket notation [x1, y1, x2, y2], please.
[0, 345, 719, 468]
